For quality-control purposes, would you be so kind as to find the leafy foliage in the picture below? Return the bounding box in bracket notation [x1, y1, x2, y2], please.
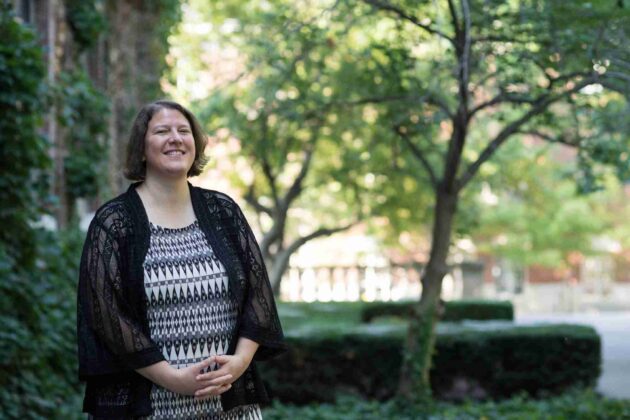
[361, 299, 514, 323]
[55, 69, 109, 201]
[0, 229, 84, 419]
[0, 3, 50, 268]
[263, 390, 630, 420]
[65, 0, 107, 50]
[0, 6, 85, 418]
[472, 139, 615, 268]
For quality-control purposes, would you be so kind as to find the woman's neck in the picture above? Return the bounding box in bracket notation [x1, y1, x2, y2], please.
[136, 176, 196, 228]
[139, 176, 190, 205]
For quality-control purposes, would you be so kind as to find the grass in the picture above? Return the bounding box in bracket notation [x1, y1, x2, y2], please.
[263, 390, 630, 419]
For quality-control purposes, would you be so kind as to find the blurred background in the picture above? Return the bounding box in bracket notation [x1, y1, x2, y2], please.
[1, 0, 629, 418]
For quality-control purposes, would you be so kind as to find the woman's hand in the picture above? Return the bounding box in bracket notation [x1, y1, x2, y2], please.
[172, 358, 231, 396]
[136, 359, 221, 397]
[193, 354, 248, 400]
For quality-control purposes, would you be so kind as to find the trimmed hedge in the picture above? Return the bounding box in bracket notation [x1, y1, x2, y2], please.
[259, 322, 600, 404]
[360, 299, 514, 323]
[263, 390, 630, 420]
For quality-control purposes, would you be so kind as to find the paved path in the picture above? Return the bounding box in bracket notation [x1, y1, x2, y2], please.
[516, 311, 630, 400]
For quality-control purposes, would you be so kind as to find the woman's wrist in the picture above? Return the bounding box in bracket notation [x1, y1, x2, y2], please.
[137, 361, 182, 393]
[234, 337, 259, 366]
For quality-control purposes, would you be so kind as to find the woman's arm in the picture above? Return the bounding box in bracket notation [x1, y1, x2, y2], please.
[78, 216, 165, 370]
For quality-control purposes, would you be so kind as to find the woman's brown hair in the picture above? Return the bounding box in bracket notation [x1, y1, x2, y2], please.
[124, 100, 208, 180]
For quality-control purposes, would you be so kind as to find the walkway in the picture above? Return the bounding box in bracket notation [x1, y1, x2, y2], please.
[517, 311, 630, 399]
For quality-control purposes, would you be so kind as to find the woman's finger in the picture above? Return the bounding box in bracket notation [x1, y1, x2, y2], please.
[194, 384, 231, 400]
[215, 383, 232, 395]
[192, 359, 212, 375]
[194, 385, 220, 398]
[196, 368, 229, 382]
[196, 373, 233, 386]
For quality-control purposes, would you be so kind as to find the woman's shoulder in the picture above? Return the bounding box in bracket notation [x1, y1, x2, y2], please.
[192, 185, 241, 211]
[90, 191, 134, 236]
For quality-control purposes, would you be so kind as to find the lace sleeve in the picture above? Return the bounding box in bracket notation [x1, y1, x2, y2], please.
[231, 203, 287, 361]
[78, 217, 164, 370]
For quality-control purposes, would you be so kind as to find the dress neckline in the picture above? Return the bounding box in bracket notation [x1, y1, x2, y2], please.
[149, 220, 198, 232]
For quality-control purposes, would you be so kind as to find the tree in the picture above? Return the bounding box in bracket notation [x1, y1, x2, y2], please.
[170, 0, 399, 291]
[357, 0, 630, 399]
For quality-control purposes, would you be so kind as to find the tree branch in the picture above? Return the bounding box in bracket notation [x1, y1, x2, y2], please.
[458, 0, 472, 106]
[261, 155, 280, 207]
[334, 93, 454, 119]
[363, 0, 455, 45]
[605, 70, 630, 83]
[517, 130, 581, 147]
[469, 91, 541, 118]
[456, 75, 598, 191]
[547, 71, 592, 90]
[285, 221, 359, 256]
[394, 126, 439, 190]
[282, 132, 319, 209]
[446, 0, 461, 40]
[244, 184, 273, 216]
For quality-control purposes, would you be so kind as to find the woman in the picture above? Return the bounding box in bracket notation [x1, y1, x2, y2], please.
[77, 100, 286, 419]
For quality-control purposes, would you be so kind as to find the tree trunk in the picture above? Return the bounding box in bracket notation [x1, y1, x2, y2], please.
[398, 188, 458, 401]
[269, 247, 292, 295]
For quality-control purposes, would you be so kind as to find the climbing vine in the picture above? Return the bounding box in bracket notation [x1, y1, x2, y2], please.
[0, 2, 49, 266]
[55, 69, 109, 201]
[0, 1, 185, 415]
[65, 0, 107, 51]
[0, 5, 85, 418]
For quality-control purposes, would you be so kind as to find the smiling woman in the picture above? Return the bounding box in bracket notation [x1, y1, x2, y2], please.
[77, 100, 286, 419]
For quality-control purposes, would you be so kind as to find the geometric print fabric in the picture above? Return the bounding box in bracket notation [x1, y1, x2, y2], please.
[143, 221, 262, 419]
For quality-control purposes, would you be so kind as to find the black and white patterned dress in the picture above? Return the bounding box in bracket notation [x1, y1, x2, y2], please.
[142, 221, 262, 420]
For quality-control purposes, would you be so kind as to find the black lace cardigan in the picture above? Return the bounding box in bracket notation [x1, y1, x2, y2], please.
[77, 182, 286, 417]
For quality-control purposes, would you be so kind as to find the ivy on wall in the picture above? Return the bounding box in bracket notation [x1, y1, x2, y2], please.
[65, 0, 107, 51]
[55, 70, 109, 201]
[0, 2, 49, 266]
[0, 5, 85, 418]
[0, 0, 184, 415]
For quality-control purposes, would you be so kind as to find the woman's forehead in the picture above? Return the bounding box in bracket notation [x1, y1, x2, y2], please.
[149, 108, 190, 126]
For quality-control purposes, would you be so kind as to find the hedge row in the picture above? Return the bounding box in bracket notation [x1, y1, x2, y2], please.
[259, 322, 600, 404]
[360, 299, 514, 323]
[263, 390, 630, 420]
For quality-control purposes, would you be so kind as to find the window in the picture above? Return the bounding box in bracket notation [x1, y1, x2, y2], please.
[13, 0, 34, 24]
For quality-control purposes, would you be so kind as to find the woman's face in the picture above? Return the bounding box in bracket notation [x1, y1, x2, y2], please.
[144, 108, 196, 180]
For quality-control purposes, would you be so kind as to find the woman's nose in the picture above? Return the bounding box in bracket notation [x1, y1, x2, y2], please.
[169, 129, 183, 142]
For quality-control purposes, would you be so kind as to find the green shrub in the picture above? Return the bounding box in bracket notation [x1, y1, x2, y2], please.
[259, 322, 600, 404]
[278, 301, 366, 331]
[0, 3, 49, 268]
[262, 390, 630, 420]
[442, 299, 514, 322]
[0, 228, 85, 419]
[360, 299, 514, 323]
[1, 9, 84, 418]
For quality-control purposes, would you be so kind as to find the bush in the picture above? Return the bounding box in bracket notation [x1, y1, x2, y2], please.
[259, 322, 600, 404]
[262, 390, 630, 420]
[360, 299, 514, 323]
[0, 228, 85, 419]
[442, 299, 514, 322]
